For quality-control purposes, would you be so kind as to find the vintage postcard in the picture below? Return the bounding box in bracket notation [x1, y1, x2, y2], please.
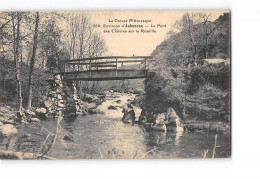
[0, 10, 231, 159]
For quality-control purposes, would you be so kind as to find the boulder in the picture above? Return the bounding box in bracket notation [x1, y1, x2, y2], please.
[30, 117, 40, 122]
[48, 91, 56, 95]
[24, 110, 36, 117]
[0, 122, 3, 126]
[35, 108, 48, 120]
[54, 74, 61, 81]
[90, 95, 99, 102]
[108, 105, 117, 110]
[56, 88, 63, 93]
[57, 94, 62, 100]
[59, 100, 66, 104]
[0, 111, 16, 123]
[98, 93, 106, 98]
[75, 105, 80, 112]
[87, 103, 97, 109]
[0, 124, 18, 137]
[110, 94, 117, 98]
[165, 107, 179, 123]
[165, 107, 183, 132]
[115, 100, 122, 104]
[35, 107, 47, 114]
[57, 103, 65, 108]
[155, 113, 166, 124]
[25, 110, 33, 116]
[73, 95, 79, 100]
[88, 108, 105, 114]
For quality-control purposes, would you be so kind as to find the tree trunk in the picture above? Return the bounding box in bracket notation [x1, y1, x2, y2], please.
[205, 34, 209, 59]
[90, 81, 96, 94]
[12, 12, 23, 111]
[27, 12, 40, 110]
[187, 14, 198, 64]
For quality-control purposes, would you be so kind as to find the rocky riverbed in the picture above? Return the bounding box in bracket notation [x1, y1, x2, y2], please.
[0, 91, 230, 159]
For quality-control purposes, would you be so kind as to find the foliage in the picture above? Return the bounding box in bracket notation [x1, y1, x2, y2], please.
[0, 12, 107, 108]
[0, 58, 49, 106]
[145, 12, 231, 122]
[185, 65, 230, 94]
[151, 13, 230, 67]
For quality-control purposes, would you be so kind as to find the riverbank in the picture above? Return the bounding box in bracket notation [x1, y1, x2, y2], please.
[0, 91, 230, 159]
[0, 89, 230, 144]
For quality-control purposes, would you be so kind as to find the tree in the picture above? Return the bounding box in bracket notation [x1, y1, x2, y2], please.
[11, 12, 23, 111]
[27, 12, 40, 110]
[39, 15, 65, 73]
[64, 13, 107, 98]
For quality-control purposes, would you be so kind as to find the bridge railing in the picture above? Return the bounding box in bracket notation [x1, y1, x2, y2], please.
[60, 56, 154, 77]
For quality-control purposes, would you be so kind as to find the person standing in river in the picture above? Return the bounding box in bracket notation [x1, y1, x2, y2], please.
[121, 104, 135, 123]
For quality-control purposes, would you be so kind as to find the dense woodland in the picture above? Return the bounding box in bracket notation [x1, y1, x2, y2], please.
[0, 12, 107, 110]
[144, 13, 231, 122]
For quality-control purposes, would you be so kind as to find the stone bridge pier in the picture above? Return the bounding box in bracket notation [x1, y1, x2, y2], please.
[44, 74, 81, 120]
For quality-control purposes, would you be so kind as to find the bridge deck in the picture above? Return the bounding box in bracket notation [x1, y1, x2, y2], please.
[60, 56, 153, 81]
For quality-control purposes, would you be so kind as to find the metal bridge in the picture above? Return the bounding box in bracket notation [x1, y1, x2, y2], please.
[60, 56, 153, 81]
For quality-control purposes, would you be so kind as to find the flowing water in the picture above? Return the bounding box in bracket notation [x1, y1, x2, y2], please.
[0, 92, 230, 159]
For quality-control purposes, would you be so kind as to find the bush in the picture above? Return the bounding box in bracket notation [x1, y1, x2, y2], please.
[143, 64, 230, 122]
[0, 59, 49, 108]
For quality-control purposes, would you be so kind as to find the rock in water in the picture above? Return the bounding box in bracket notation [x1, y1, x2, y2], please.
[0, 124, 18, 137]
[87, 103, 97, 109]
[30, 117, 40, 122]
[108, 105, 117, 110]
[57, 103, 65, 108]
[151, 123, 167, 132]
[88, 108, 105, 114]
[35, 107, 47, 114]
[155, 113, 166, 124]
[165, 107, 183, 132]
[115, 100, 122, 104]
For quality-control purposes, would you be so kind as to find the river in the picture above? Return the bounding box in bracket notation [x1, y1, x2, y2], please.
[0, 92, 230, 159]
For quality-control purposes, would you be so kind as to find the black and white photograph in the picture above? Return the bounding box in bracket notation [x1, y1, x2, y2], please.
[0, 10, 231, 160]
